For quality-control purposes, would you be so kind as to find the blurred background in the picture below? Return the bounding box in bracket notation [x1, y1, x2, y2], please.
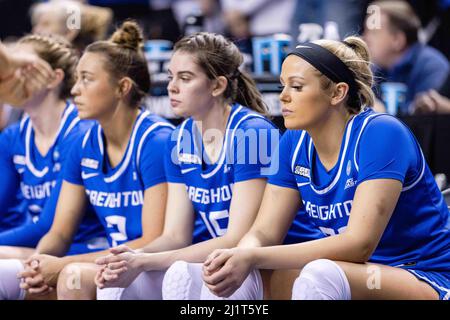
[1, 0, 449, 187]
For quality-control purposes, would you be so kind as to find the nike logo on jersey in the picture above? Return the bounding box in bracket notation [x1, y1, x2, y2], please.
[181, 167, 198, 174]
[297, 182, 310, 187]
[82, 172, 100, 179]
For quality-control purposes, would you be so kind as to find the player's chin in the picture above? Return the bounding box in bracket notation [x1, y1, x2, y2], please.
[283, 116, 304, 130]
[172, 106, 190, 118]
[77, 109, 95, 120]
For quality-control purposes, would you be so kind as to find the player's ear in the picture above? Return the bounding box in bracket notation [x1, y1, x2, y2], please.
[330, 82, 350, 106]
[116, 77, 133, 99]
[47, 68, 65, 90]
[211, 76, 228, 97]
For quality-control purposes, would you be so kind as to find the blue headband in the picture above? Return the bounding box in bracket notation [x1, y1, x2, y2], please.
[287, 42, 358, 99]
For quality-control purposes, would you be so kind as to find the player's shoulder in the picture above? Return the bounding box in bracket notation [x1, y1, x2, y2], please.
[358, 109, 412, 140]
[281, 129, 308, 148]
[139, 111, 175, 133]
[63, 119, 95, 143]
[232, 104, 278, 131]
[1, 120, 23, 139]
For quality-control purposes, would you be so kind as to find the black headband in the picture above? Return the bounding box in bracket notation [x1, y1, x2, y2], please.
[287, 42, 358, 98]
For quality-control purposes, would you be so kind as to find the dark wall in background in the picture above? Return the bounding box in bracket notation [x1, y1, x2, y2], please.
[0, 0, 33, 40]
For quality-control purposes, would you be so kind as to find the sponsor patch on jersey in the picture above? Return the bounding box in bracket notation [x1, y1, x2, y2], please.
[294, 165, 310, 178]
[81, 158, 99, 170]
[13, 155, 26, 165]
[178, 153, 201, 165]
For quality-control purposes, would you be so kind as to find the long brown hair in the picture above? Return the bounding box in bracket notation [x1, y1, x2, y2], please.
[174, 32, 269, 116]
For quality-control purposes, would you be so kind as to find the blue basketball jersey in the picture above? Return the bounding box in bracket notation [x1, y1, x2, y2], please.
[269, 108, 450, 269]
[64, 110, 174, 247]
[0, 102, 107, 253]
[165, 103, 286, 243]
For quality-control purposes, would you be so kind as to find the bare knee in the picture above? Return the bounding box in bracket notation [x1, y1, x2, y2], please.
[57, 263, 99, 300]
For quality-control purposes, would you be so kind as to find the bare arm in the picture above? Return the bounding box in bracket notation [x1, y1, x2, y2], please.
[247, 179, 401, 270]
[142, 179, 266, 270]
[115, 182, 167, 250]
[237, 183, 302, 248]
[37, 181, 168, 264]
[97, 179, 266, 271]
[138, 182, 196, 254]
[35, 181, 88, 256]
[21, 181, 168, 290]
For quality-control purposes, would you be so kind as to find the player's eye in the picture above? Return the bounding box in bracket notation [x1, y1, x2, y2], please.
[82, 76, 91, 84]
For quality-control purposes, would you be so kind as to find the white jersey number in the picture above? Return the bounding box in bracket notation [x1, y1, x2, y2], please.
[319, 226, 347, 237]
[199, 210, 229, 238]
[105, 215, 128, 247]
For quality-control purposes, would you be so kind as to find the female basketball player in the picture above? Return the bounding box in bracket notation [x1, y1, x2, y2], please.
[3, 21, 173, 300]
[202, 36, 450, 300]
[30, 0, 113, 54]
[0, 34, 109, 299]
[90, 32, 284, 300]
[0, 34, 107, 256]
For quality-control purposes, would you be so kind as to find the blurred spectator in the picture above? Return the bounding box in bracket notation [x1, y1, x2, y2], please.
[220, 0, 295, 53]
[88, 0, 181, 42]
[413, 73, 450, 114]
[427, 0, 450, 59]
[221, 0, 294, 36]
[31, 0, 113, 54]
[409, 0, 450, 59]
[290, 0, 369, 44]
[173, 0, 225, 35]
[364, 0, 449, 115]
